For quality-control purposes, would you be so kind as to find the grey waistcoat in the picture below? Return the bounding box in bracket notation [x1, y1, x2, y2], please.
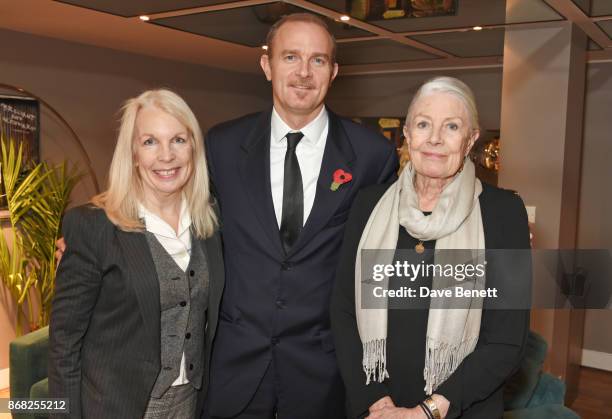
[145, 232, 209, 398]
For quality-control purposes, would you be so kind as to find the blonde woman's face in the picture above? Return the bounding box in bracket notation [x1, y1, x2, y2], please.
[404, 92, 478, 180]
[133, 106, 193, 202]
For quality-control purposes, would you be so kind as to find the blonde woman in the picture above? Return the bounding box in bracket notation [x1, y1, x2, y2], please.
[49, 89, 224, 419]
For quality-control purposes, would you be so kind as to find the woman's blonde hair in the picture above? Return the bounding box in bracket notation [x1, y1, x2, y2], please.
[91, 89, 217, 238]
[400, 76, 480, 171]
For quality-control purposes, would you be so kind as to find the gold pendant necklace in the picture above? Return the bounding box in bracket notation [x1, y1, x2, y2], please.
[415, 241, 425, 254]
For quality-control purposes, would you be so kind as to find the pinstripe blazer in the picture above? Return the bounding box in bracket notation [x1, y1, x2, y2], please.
[48, 205, 224, 419]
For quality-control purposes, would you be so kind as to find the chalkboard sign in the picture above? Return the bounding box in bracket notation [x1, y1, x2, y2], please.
[0, 96, 40, 210]
[0, 95, 40, 163]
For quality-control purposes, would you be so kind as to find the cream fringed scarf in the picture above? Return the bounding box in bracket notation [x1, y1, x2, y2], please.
[355, 159, 485, 395]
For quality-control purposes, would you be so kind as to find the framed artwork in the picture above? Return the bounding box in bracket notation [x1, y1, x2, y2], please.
[0, 95, 40, 210]
[348, 0, 457, 21]
[352, 116, 406, 150]
[470, 130, 500, 186]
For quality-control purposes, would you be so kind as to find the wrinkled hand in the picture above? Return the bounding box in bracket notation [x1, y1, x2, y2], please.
[366, 406, 425, 419]
[55, 237, 66, 265]
[369, 396, 395, 412]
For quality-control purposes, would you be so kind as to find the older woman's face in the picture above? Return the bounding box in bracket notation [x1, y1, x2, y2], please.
[133, 106, 193, 202]
[404, 91, 478, 180]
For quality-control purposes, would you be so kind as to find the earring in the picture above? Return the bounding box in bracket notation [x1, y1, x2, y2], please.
[456, 157, 467, 175]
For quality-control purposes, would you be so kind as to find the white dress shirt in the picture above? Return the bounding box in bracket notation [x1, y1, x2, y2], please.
[270, 106, 329, 227]
[139, 198, 191, 386]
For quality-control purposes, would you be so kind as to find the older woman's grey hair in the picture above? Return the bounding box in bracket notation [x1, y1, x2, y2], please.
[407, 76, 480, 130]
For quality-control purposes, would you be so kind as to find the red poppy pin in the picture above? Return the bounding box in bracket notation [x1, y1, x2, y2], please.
[330, 169, 352, 191]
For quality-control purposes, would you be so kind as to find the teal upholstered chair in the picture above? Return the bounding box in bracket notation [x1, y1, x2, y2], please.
[9, 326, 49, 419]
[503, 331, 580, 419]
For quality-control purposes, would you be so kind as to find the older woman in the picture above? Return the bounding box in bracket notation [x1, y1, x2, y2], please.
[331, 77, 530, 419]
[49, 89, 223, 419]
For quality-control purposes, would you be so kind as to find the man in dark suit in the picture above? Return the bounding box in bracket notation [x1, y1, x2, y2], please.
[204, 13, 398, 419]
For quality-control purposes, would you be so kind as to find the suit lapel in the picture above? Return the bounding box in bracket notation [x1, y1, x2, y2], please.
[202, 231, 224, 319]
[288, 111, 356, 257]
[201, 230, 224, 362]
[116, 229, 161, 349]
[238, 109, 285, 257]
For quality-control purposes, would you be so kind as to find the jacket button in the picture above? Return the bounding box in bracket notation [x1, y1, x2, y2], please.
[276, 300, 285, 309]
[281, 262, 291, 271]
[180, 301, 187, 307]
[189, 270, 195, 276]
[271, 337, 279, 345]
[189, 363, 194, 370]
[185, 332, 191, 339]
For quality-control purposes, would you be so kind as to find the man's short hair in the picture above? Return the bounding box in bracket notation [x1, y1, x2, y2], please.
[265, 13, 337, 64]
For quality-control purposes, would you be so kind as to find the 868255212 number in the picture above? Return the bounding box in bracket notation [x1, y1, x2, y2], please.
[1, 398, 69, 413]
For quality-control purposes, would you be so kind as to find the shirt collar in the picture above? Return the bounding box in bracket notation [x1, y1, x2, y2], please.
[271, 106, 328, 147]
[138, 196, 191, 239]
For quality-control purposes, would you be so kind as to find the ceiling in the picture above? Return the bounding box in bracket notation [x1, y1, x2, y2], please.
[0, 0, 610, 75]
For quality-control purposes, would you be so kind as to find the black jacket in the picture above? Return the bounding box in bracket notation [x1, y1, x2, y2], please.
[48, 205, 225, 419]
[331, 182, 531, 419]
[204, 109, 398, 418]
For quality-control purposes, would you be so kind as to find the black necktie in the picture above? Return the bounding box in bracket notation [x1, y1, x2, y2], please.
[279, 131, 304, 254]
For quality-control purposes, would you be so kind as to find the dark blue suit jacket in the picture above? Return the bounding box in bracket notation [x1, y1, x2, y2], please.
[204, 108, 398, 418]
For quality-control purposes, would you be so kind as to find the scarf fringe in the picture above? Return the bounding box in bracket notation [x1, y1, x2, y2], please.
[423, 336, 479, 395]
[362, 339, 389, 385]
[356, 160, 484, 391]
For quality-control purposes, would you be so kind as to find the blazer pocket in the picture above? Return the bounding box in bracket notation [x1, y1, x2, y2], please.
[219, 308, 241, 324]
[316, 331, 336, 353]
[326, 210, 350, 228]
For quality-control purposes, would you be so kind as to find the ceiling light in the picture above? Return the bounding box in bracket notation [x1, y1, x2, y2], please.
[139, 15, 150, 21]
[339, 15, 350, 22]
[473, 26, 483, 31]
[262, 45, 269, 50]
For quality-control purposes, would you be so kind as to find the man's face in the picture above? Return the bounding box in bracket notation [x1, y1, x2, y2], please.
[261, 21, 338, 123]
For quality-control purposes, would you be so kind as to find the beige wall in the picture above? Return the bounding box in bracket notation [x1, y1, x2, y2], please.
[329, 64, 612, 364]
[0, 28, 270, 202]
[578, 63, 612, 357]
[1, 28, 610, 371]
[0, 28, 270, 370]
[327, 69, 503, 131]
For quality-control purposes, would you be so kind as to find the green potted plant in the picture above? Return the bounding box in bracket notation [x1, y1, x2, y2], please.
[0, 138, 80, 335]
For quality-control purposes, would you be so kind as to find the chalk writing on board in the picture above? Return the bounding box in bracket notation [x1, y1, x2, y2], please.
[0, 102, 37, 133]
